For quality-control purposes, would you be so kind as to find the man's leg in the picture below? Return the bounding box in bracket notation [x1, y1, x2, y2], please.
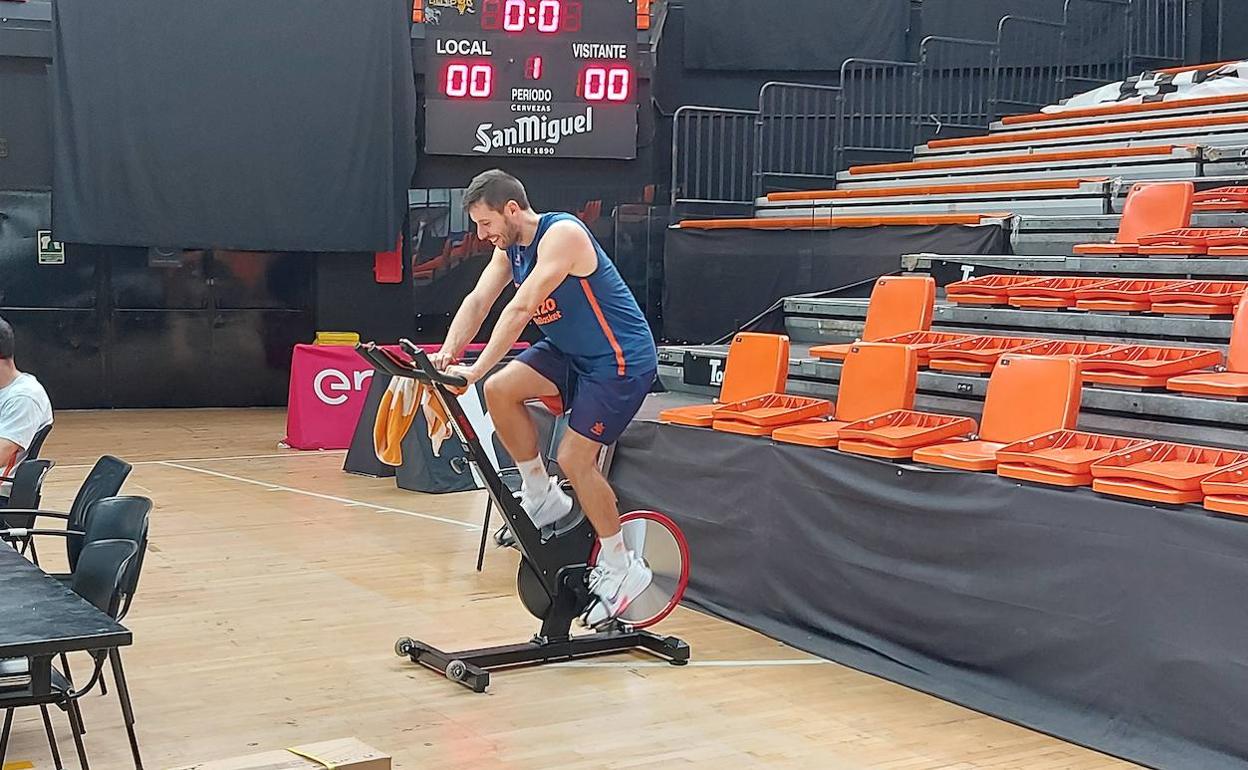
[483, 354, 574, 527]
[482, 360, 560, 468]
[558, 370, 657, 625]
[556, 430, 618, 537]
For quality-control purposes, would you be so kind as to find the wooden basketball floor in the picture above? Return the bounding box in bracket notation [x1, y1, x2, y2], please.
[2, 408, 1138, 769]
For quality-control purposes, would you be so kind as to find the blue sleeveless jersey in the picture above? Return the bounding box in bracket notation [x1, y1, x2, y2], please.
[507, 213, 656, 378]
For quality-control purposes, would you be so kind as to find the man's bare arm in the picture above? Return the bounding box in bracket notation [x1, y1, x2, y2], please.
[434, 248, 513, 367]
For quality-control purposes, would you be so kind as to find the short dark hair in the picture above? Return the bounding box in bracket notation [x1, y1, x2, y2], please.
[0, 316, 13, 360]
[463, 169, 530, 212]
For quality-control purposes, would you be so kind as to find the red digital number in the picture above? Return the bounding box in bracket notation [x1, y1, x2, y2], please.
[503, 0, 525, 31]
[442, 61, 494, 99]
[537, 0, 560, 32]
[525, 55, 543, 80]
[579, 65, 632, 103]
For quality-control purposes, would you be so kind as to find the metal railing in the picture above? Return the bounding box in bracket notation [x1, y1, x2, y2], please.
[1062, 0, 1130, 94]
[670, 105, 759, 207]
[836, 58, 920, 163]
[754, 82, 843, 197]
[993, 16, 1066, 118]
[669, 0, 1198, 210]
[918, 36, 997, 137]
[1130, 0, 1187, 70]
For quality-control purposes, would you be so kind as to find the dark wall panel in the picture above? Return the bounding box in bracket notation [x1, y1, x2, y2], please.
[4, 309, 105, 409]
[211, 310, 310, 406]
[109, 311, 215, 408]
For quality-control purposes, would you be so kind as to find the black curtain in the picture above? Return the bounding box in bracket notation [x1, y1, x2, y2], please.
[661, 223, 1007, 343]
[612, 421, 1248, 770]
[683, 0, 908, 71]
[50, 0, 416, 252]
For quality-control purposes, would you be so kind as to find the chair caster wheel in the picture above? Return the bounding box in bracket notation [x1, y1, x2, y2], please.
[395, 637, 415, 657]
[446, 659, 468, 681]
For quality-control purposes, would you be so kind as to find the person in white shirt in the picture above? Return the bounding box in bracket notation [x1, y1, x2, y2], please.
[0, 316, 53, 498]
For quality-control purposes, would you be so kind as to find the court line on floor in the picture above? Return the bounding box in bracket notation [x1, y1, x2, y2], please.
[55, 450, 347, 471]
[157, 461, 478, 530]
[548, 658, 833, 668]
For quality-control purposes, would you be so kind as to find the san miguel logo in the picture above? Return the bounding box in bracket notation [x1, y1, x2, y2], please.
[427, 0, 475, 14]
[474, 107, 595, 155]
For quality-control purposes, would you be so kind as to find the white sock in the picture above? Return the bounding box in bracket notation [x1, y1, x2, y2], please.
[516, 456, 547, 491]
[599, 531, 629, 570]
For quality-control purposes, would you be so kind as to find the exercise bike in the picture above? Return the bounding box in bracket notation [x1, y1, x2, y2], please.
[356, 340, 691, 693]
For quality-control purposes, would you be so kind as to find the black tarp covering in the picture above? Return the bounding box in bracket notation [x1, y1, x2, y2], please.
[610, 419, 1248, 770]
[661, 223, 1006, 343]
[683, 0, 908, 71]
[50, 0, 416, 252]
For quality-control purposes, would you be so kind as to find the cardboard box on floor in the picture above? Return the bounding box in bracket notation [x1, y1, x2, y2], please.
[168, 737, 390, 770]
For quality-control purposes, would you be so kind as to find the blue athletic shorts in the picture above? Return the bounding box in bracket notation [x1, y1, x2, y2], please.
[516, 339, 655, 445]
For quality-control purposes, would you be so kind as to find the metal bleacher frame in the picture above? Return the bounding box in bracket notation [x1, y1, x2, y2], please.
[670, 0, 1195, 213]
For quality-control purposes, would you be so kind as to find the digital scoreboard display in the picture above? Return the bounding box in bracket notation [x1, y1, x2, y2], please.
[423, 0, 639, 159]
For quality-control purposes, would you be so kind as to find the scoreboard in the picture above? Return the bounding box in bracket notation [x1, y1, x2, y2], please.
[422, 0, 639, 159]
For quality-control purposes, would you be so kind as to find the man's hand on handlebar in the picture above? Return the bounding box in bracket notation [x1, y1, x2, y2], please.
[428, 349, 458, 370]
[444, 364, 482, 390]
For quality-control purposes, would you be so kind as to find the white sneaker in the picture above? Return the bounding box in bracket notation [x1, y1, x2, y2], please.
[517, 476, 573, 530]
[581, 553, 653, 628]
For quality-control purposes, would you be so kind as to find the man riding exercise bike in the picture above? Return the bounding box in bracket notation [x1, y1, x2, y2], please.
[433, 169, 656, 628]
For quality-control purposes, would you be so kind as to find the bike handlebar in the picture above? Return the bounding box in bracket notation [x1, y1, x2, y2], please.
[398, 339, 469, 388]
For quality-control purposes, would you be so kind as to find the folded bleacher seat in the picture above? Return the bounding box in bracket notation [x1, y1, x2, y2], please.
[1207, 228, 1248, 258]
[1167, 292, 1248, 399]
[711, 394, 831, 437]
[1150, 281, 1248, 315]
[1080, 345, 1224, 389]
[1136, 227, 1248, 257]
[926, 335, 1050, 374]
[872, 331, 977, 365]
[1193, 186, 1248, 212]
[1073, 279, 1191, 313]
[773, 343, 917, 448]
[809, 276, 935, 361]
[997, 430, 1151, 487]
[946, 275, 1046, 306]
[1021, 340, 1130, 360]
[1090, 442, 1248, 505]
[658, 333, 789, 427]
[911, 355, 1083, 472]
[1005, 277, 1117, 309]
[837, 410, 978, 461]
[1201, 460, 1248, 517]
[1072, 182, 1194, 255]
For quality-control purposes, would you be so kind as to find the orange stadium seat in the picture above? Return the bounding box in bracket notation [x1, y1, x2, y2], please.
[1073, 182, 1194, 256]
[711, 394, 831, 437]
[658, 333, 790, 428]
[926, 335, 1050, 374]
[773, 343, 918, 448]
[1167, 292, 1248, 399]
[871, 331, 978, 365]
[809, 276, 935, 361]
[1150, 281, 1248, 315]
[1005, 276, 1117, 309]
[1193, 186, 1248, 212]
[912, 355, 1083, 472]
[1073, 279, 1191, 313]
[1202, 460, 1248, 517]
[946, 274, 1046, 306]
[997, 430, 1151, 487]
[1091, 442, 1248, 505]
[1080, 345, 1224, 389]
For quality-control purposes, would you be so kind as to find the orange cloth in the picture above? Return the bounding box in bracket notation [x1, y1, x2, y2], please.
[373, 378, 454, 465]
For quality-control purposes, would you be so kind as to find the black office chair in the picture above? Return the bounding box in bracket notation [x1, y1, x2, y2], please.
[0, 538, 138, 770]
[0, 423, 53, 506]
[0, 459, 55, 558]
[3, 495, 152, 720]
[0, 455, 132, 570]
